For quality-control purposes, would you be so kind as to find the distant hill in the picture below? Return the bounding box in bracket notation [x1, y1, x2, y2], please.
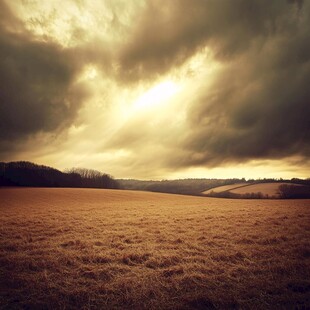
[118, 178, 310, 197]
[203, 183, 248, 195]
[1, 161, 309, 197]
[0, 161, 119, 189]
[118, 178, 247, 196]
[203, 182, 310, 199]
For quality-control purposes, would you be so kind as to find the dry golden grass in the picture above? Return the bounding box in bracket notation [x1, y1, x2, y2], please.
[202, 183, 248, 195]
[204, 182, 307, 198]
[229, 183, 287, 197]
[0, 188, 309, 309]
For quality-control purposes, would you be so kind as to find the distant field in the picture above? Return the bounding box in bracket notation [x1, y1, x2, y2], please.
[230, 182, 290, 197]
[0, 188, 309, 309]
[203, 182, 307, 198]
[202, 183, 248, 195]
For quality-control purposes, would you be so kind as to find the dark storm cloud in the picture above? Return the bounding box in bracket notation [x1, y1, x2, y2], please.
[179, 58, 310, 167]
[118, 0, 287, 81]
[114, 0, 310, 167]
[1, 0, 310, 171]
[0, 1, 87, 150]
[176, 0, 310, 166]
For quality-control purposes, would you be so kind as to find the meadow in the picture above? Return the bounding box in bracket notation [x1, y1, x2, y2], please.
[203, 182, 310, 199]
[0, 188, 309, 309]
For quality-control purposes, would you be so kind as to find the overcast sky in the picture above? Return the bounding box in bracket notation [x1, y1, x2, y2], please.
[1, 0, 309, 179]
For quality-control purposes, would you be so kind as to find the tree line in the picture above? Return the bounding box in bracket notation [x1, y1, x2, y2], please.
[278, 184, 310, 199]
[0, 161, 120, 189]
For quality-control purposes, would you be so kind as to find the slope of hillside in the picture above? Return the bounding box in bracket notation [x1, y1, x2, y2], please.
[118, 178, 246, 196]
[203, 183, 248, 195]
[0, 188, 309, 309]
[230, 182, 287, 197]
[203, 182, 310, 198]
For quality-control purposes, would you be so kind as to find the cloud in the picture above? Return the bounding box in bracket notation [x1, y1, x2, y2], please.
[117, 0, 287, 81]
[80, 0, 310, 178]
[0, 1, 87, 151]
[171, 0, 310, 167]
[1, 0, 309, 178]
[103, 0, 310, 170]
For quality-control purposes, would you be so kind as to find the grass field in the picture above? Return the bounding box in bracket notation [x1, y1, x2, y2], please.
[229, 183, 300, 198]
[202, 183, 248, 195]
[203, 182, 308, 198]
[0, 188, 309, 309]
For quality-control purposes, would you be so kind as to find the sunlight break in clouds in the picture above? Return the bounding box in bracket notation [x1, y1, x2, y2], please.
[133, 81, 180, 110]
[1, 0, 310, 179]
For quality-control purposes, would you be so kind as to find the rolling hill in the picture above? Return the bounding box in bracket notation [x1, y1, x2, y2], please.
[203, 182, 310, 198]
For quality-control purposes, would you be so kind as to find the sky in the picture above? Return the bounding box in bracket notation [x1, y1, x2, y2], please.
[0, 0, 309, 180]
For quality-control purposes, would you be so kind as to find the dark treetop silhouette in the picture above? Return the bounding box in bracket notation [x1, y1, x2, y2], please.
[0, 161, 119, 189]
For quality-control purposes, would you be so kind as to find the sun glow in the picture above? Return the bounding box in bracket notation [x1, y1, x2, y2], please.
[84, 66, 98, 80]
[134, 81, 180, 110]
